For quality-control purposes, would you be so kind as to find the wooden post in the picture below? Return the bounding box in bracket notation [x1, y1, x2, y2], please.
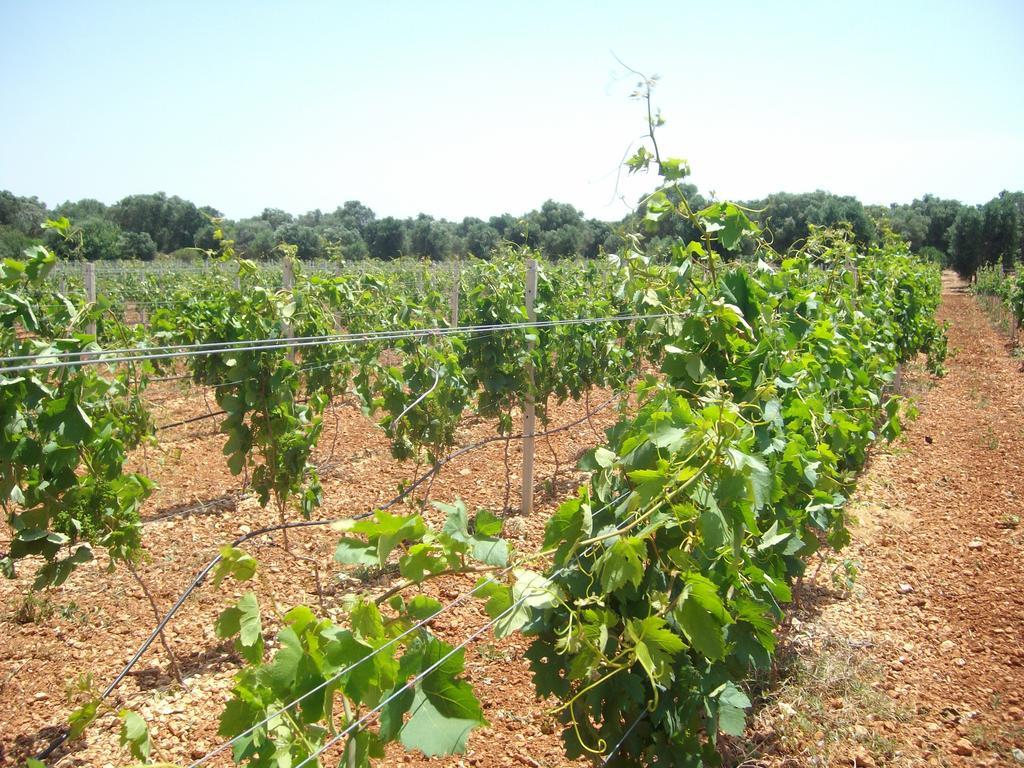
[449, 259, 460, 328]
[84, 262, 97, 338]
[282, 258, 295, 360]
[520, 258, 537, 515]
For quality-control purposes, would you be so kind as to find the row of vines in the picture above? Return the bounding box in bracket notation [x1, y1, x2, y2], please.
[2, 107, 947, 767]
[972, 261, 1024, 342]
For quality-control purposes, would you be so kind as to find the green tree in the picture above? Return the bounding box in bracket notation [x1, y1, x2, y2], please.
[54, 198, 108, 224]
[365, 216, 408, 260]
[233, 218, 278, 259]
[45, 217, 124, 261]
[328, 200, 376, 235]
[409, 214, 454, 261]
[914, 195, 963, 253]
[322, 225, 369, 260]
[462, 218, 501, 256]
[259, 207, 294, 230]
[116, 230, 157, 261]
[110, 192, 206, 252]
[947, 206, 985, 277]
[0, 190, 48, 236]
[981, 193, 1021, 269]
[0, 227, 37, 260]
[276, 222, 323, 260]
[748, 191, 873, 252]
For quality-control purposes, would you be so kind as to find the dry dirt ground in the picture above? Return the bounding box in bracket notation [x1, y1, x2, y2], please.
[731, 273, 1024, 767]
[2, 273, 1022, 768]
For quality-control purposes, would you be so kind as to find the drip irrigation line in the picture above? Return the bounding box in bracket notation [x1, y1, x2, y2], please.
[600, 712, 647, 766]
[0, 312, 682, 374]
[155, 409, 227, 431]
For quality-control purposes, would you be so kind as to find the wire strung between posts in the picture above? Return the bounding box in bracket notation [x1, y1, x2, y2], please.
[0, 311, 683, 374]
[189, 490, 631, 766]
[33, 396, 626, 761]
[0, 311, 675, 369]
[187, 562, 514, 767]
[149, 328, 512, 425]
[192, 490, 632, 768]
[288, 491, 635, 768]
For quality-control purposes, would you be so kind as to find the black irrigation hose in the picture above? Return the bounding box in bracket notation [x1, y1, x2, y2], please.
[155, 409, 227, 431]
[600, 713, 647, 766]
[34, 393, 621, 761]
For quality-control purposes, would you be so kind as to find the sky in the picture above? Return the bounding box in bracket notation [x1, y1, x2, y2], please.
[1, 0, 1023, 222]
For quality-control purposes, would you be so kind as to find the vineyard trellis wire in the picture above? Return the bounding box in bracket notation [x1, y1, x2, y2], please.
[31, 398, 629, 762]
[0, 311, 685, 374]
[185, 493, 630, 768]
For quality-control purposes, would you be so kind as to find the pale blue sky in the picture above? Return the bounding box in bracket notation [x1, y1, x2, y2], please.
[1, 0, 1022, 221]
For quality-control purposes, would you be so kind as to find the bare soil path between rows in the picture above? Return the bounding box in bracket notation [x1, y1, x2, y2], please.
[743, 272, 1024, 767]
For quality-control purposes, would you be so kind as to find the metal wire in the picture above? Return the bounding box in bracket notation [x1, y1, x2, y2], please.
[187, 564, 515, 767]
[33, 394, 628, 762]
[187, 491, 630, 768]
[0, 311, 659, 366]
[0, 312, 679, 374]
[290, 492, 633, 768]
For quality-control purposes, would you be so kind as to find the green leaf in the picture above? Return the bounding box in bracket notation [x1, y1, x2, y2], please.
[68, 698, 100, 740]
[543, 496, 592, 552]
[118, 709, 152, 762]
[470, 536, 508, 568]
[334, 537, 379, 566]
[757, 520, 791, 551]
[649, 421, 684, 449]
[489, 569, 560, 638]
[405, 594, 443, 620]
[61, 400, 93, 444]
[674, 596, 726, 661]
[351, 599, 385, 641]
[215, 592, 264, 664]
[439, 499, 508, 566]
[400, 639, 485, 756]
[473, 508, 503, 537]
[713, 681, 751, 737]
[593, 447, 616, 468]
[263, 626, 304, 692]
[659, 156, 691, 180]
[681, 572, 732, 625]
[399, 542, 448, 582]
[626, 616, 685, 684]
[400, 686, 479, 756]
[212, 545, 258, 587]
[599, 537, 645, 593]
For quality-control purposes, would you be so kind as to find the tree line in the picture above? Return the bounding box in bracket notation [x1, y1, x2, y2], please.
[1, 187, 1021, 275]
